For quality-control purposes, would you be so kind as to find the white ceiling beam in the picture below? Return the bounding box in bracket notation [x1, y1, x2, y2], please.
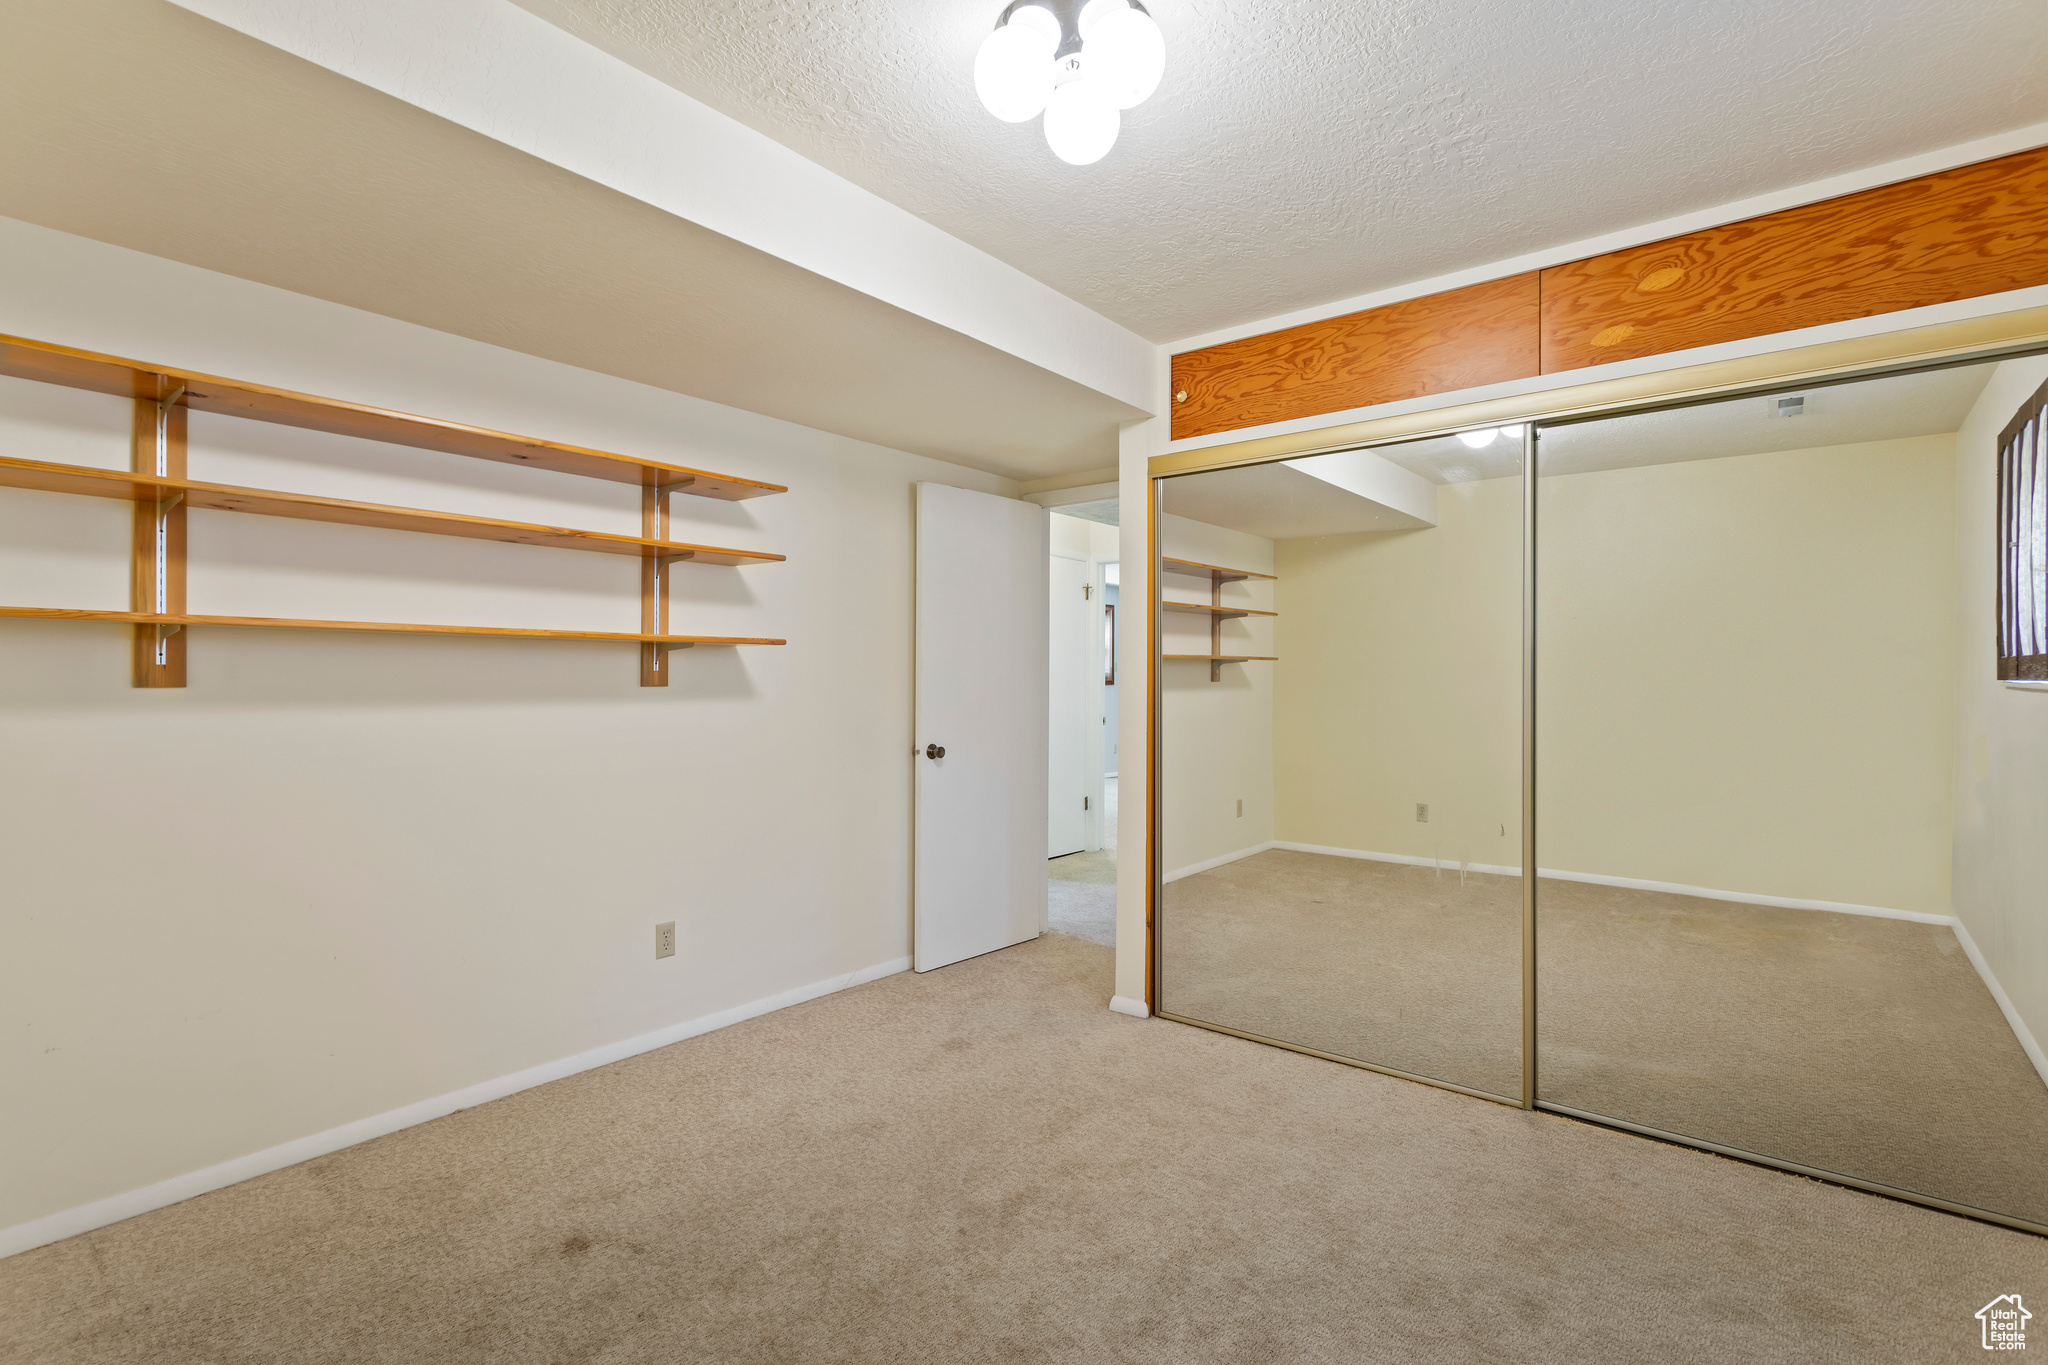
[166, 0, 1159, 419]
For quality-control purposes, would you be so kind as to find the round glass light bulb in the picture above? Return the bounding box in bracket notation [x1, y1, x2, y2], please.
[1043, 77, 1119, 165]
[1085, 6, 1165, 109]
[1458, 429, 1498, 449]
[1006, 3, 1062, 48]
[1496, 424, 1526, 441]
[974, 17, 1056, 123]
[1077, 0, 1128, 39]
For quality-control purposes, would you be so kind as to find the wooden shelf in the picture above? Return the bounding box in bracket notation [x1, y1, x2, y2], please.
[1161, 600, 1277, 620]
[0, 607, 783, 649]
[1163, 654, 1278, 663]
[1162, 556, 1276, 584]
[0, 334, 784, 499]
[0, 455, 784, 565]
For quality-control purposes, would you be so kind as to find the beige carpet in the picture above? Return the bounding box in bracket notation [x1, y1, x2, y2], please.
[1162, 848, 2048, 1228]
[4, 933, 2045, 1364]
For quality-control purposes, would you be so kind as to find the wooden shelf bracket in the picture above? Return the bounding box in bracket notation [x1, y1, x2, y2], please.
[133, 383, 187, 687]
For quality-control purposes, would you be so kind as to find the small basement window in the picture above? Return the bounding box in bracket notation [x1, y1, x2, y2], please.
[1999, 375, 2048, 682]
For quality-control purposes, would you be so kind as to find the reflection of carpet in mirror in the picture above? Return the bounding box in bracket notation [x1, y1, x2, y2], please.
[1161, 848, 2048, 1225]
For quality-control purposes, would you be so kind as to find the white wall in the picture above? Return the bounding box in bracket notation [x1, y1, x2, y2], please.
[1954, 356, 2048, 1058]
[1159, 513, 1275, 878]
[0, 216, 1013, 1244]
[1272, 436, 1960, 914]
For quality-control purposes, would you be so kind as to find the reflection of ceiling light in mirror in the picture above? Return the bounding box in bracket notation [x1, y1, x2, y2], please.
[1457, 424, 1526, 449]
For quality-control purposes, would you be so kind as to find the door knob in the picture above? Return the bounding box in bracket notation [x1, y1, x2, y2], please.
[925, 743, 946, 759]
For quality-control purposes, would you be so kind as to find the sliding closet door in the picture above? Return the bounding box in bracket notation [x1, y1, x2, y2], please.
[1154, 438, 1525, 1099]
[1534, 362, 2048, 1229]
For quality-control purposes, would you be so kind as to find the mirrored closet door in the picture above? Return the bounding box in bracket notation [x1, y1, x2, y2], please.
[1532, 360, 2048, 1229]
[1153, 436, 1525, 1100]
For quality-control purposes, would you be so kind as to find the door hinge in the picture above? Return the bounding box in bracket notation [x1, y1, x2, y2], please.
[1084, 796, 1090, 810]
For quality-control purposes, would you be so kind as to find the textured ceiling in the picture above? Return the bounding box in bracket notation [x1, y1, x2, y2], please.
[513, 0, 2048, 342]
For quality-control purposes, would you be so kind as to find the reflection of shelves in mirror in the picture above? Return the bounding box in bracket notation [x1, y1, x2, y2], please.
[1160, 558, 1277, 681]
[1162, 556, 1276, 585]
[1160, 600, 1277, 621]
[0, 332, 789, 687]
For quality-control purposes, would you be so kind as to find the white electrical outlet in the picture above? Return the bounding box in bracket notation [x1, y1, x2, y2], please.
[1416, 803, 1429, 822]
[655, 922, 676, 959]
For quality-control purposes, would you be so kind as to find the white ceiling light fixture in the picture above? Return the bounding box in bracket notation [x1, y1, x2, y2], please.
[974, 0, 1165, 166]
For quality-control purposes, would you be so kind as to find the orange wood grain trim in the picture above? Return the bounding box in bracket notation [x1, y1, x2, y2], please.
[1540, 146, 2048, 372]
[130, 392, 186, 687]
[0, 606, 783, 647]
[1169, 274, 1541, 440]
[0, 455, 784, 565]
[0, 333, 785, 499]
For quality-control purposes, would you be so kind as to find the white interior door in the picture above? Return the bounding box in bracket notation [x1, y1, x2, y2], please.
[1048, 552, 1090, 859]
[915, 483, 1048, 972]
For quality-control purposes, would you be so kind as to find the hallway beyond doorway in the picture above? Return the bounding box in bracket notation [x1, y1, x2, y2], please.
[1049, 777, 1116, 945]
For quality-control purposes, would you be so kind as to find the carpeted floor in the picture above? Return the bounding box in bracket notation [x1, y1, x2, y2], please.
[1048, 777, 1116, 945]
[1162, 848, 2048, 1228]
[2, 932, 2044, 1364]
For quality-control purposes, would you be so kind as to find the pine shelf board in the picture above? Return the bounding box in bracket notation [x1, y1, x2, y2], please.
[1162, 653, 1279, 663]
[0, 334, 784, 499]
[0, 606, 783, 648]
[1162, 556, 1276, 583]
[1161, 600, 1278, 618]
[0, 454, 783, 565]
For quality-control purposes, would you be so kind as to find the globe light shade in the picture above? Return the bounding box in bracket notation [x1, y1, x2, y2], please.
[1006, 3, 1062, 48]
[1084, 5, 1165, 109]
[1458, 429, 1498, 449]
[974, 17, 1056, 123]
[1043, 78, 1119, 165]
[1076, 0, 1128, 39]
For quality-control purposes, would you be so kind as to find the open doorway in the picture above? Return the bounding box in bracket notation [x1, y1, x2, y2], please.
[1047, 507, 1117, 945]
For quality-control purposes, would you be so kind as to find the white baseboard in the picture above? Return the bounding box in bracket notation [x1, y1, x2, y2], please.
[1164, 840, 1275, 883]
[1949, 919, 2048, 1092]
[0, 954, 912, 1262]
[1109, 995, 1150, 1019]
[1269, 841, 1945, 923]
[1272, 841, 1521, 878]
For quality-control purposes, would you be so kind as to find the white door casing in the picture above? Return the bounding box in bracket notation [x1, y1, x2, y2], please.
[1049, 551, 1090, 859]
[914, 483, 1048, 972]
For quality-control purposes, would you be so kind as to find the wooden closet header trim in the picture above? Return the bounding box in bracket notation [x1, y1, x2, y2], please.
[1170, 145, 2048, 443]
